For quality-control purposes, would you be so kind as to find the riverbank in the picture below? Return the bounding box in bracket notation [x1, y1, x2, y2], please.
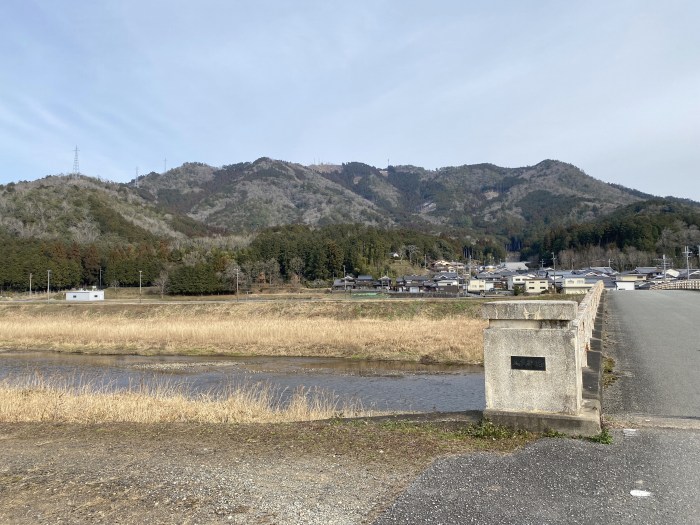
[0, 374, 373, 424]
[0, 419, 532, 524]
[0, 299, 486, 364]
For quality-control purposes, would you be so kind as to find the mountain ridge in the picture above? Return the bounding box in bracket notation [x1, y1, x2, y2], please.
[3, 158, 696, 249]
[129, 157, 659, 235]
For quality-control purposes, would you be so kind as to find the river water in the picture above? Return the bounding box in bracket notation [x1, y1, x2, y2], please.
[0, 351, 485, 412]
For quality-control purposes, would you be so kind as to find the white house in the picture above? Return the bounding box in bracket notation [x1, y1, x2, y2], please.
[561, 277, 594, 295]
[524, 278, 549, 294]
[507, 274, 531, 291]
[467, 279, 494, 293]
[66, 289, 105, 301]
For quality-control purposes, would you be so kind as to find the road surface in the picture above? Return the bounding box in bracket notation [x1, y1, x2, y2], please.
[603, 290, 700, 421]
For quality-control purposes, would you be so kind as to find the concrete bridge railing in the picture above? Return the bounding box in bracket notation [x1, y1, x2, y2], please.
[572, 281, 604, 368]
[481, 282, 604, 435]
[650, 279, 700, 290]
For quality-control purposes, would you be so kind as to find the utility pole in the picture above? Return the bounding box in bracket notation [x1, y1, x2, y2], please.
[139, 270, 143, 303]
[47, 270, 51, 303]
[663, 254, 668, 280]
[99, 267, 102, 289]
[551, 252, 557, 294]
[29, 273, 32, 296]
[683, 246, 691, 281]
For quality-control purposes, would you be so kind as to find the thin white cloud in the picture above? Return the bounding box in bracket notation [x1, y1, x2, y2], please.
[0, 1, 698, 201]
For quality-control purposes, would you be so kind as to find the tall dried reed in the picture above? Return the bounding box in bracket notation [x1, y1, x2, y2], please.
[0, 373, 369, 424]
[0, 301, 486, 363]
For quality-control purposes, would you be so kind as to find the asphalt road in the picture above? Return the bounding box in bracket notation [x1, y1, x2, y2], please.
[374, 290, 700, 524]
[603, 290, 700, 421]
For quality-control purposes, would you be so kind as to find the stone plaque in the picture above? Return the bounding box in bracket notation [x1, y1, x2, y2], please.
[511, 356, 546, 371]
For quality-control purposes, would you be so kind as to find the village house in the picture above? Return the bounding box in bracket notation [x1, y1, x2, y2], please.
[376, 276, 392, 290]
[524, 278, 549, 294]
[561, 276, 594, 294]
[331, 276, 355, 291]
[467, 278, 493, 294]
[396, 275, 431, 293]
[507, 274, 532, 291]
[354, 275, 375, 289]
[433, 272, 461, 295]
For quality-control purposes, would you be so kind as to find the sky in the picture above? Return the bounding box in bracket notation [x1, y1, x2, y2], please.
[1, 1, 699, 201]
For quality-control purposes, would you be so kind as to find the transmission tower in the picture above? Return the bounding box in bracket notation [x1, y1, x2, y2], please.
[72, 146, 80, 176]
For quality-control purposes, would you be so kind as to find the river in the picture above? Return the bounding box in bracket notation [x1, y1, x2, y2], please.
[0, 351, 485, 412]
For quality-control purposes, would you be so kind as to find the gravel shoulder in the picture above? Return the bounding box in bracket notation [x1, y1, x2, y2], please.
[0, 418, 529, 524]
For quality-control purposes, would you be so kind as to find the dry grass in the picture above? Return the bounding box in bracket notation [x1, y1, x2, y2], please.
[0, 300, 486, 364]
[0, 374, 371, 424]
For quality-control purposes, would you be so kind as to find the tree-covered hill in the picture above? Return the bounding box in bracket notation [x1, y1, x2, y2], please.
[129, 158, 651, 241]
[133, 159, 392, 232]
[522, 198, 700, 268]
[0, 174, 215, 243]
[2, 158, 697, 293]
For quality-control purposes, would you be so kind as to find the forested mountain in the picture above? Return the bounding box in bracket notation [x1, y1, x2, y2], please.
[131, 158, 648, 237]
[0, 174, 215, 243]
[1, 158, 698, 294]
[523, 198, 700, 268]
[133, 159, 390, 231]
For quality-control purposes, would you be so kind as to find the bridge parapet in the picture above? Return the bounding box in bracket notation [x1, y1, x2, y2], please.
[650, 279, 700, 290]
[572, 281, 604, 367]
[482, 282, 604, 435]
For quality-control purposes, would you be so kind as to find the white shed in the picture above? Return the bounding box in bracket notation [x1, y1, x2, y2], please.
[614, 281, 635, 291]
[66, 290, 105, 301]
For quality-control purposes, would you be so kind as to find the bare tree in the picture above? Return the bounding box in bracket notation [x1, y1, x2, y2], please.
[70, 219, 100, 244]
[240, 261, 256, 287]
[397, 245, 407, 261]
[288, 256, 304, 283]
[558, 249, 578, 270]
[265, 258, 280, 285]
[406, 245, 418, 265]
[153, 271, 169, 299]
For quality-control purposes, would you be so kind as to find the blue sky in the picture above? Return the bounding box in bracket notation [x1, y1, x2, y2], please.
[1, 1, 699, 201]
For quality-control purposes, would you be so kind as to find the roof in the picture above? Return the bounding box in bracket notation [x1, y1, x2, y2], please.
[401, 275, 430, 281]
[475, 272, 501, 280]
[501, 262, 529, 271]
[434, 272, 459, 279]
[634, 267, 660, 274]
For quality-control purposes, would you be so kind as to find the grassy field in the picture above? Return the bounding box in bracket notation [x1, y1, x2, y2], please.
[0, 298, 486, 364]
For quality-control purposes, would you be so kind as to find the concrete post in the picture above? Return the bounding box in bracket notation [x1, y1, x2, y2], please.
[482, 301, 581, 415]
[482, 295, 602, 435]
